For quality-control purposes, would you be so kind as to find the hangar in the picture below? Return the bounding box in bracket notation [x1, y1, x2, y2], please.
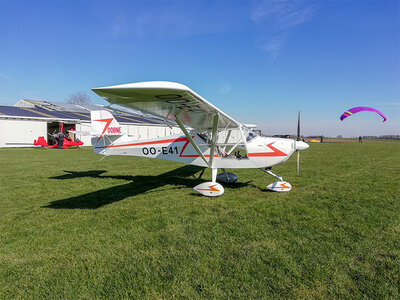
[0, 100, 181, 148]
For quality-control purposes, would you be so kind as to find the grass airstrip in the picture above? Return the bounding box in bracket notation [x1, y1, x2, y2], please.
[0, 140, 399, 298]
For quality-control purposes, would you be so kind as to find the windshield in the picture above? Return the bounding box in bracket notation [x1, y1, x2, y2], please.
[245, 130, 258, 142]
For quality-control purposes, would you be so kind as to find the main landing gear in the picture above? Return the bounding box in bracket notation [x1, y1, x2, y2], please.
[216, 168, 238, 184]
[193, 167, 292, 197]
[259, 167, 292, 192]
[193, 168, 237, 197]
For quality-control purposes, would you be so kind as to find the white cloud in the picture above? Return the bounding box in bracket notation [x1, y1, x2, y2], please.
[110, 13, 129, 37]
[255, 35, 285, 59]
[251, 0, 317, 58]
[251, 0, 315, 28]
[107, 1, 244, 39]
[104, 1, 316, 59]
[219, 83, 232, 94]
[0, 74, 12, 80]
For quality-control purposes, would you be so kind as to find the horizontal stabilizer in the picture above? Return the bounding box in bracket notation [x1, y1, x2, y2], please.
[68, 129, 99, 137]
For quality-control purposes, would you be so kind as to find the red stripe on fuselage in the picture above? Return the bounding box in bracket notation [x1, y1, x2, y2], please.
[95, 137, 188, 149]
[248, 142, 287, 157]
[95, 139, 286, 158]
[96, 136, 220, 157]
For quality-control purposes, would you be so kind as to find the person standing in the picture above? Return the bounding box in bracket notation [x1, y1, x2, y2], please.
[359, 136, 362, 143]
[57, 132, 64, 148]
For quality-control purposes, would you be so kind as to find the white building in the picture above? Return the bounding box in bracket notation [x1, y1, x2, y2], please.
[0, 100, 181, 148]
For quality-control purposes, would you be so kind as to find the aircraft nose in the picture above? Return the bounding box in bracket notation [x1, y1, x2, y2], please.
[295, 141, 309, 151]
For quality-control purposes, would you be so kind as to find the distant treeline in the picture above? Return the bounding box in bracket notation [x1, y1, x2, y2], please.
[307, 135, 400, 140]
[362, 135, 400, 140]
[262, 134, 400, 140]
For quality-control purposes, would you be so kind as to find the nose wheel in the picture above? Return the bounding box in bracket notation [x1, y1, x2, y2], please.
[260, 168, 292, 192]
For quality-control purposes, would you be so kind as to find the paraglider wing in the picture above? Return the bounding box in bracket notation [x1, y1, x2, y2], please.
[340, 106, 387, 122]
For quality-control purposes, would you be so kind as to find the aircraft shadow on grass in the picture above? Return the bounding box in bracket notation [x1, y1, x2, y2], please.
[44, 166, 252, 209]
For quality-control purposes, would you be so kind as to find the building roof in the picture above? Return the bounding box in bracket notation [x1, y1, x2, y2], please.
[16, 100, 107, 113]
[11, 99, 167, 125]
[0, 105, 163, 125]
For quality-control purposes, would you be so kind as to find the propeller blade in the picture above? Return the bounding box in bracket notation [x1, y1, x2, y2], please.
[297, 111, 300, 176]
[297, 111, 301, 141]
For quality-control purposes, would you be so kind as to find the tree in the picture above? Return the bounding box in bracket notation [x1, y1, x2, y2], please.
[66, 92, 92, 105]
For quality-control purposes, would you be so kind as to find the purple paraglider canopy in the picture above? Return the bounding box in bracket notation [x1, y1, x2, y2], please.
[340, 106, 387, 122]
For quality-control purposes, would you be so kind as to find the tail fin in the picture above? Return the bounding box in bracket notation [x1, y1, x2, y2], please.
[91, 110, 123, 143]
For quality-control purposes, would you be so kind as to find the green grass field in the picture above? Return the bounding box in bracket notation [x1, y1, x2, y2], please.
[1, 141, 399, 298]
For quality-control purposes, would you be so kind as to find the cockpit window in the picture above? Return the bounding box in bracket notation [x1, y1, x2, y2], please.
[246, 131, 257, 142]
[197, 133, 208, 143]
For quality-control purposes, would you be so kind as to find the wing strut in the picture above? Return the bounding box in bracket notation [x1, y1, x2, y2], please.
[208, 114, 219, 167]
[175, 117, 208, 165]
[222, 130, 232, 152]
[226, 126, 246, 156]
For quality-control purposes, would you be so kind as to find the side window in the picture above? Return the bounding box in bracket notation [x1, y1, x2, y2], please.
[197, 133, 208, 143]
[246, 131, 257, 142]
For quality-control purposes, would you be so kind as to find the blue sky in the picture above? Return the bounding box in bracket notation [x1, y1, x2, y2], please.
[0, 0, 399, 137]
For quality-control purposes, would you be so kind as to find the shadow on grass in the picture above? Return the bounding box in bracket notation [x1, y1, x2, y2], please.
[44, 166, 252, 209]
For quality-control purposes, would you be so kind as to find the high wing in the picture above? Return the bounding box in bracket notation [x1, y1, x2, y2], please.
[92, 81, 242, 131]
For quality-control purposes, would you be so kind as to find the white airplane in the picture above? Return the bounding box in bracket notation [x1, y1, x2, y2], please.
[88, 81, 309, 197]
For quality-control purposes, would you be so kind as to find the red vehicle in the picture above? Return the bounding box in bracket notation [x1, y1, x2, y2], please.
[34, 135, 83, 149]
[34, 123, 83, 149]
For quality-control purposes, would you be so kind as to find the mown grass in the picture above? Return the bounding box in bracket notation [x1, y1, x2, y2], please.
[0, 140, 399, 298]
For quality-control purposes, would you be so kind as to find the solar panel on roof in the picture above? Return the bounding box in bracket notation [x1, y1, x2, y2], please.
[42, 110, 82, 120]
[67, 112, 91, 120]
[0, 104, 165, 125]
[48, 102, 105, 113]
[0, 106, 45, 118]
[50, 102, 85, 112]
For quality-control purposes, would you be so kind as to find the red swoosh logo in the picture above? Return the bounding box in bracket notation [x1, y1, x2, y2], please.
[248, 142, 287, 157]
[197, 184, 220, 192]
[95, 118, 113, 143]
[270, 183, 291, 189]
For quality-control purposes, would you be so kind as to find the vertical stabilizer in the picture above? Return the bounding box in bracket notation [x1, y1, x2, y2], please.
[91, 110, 123, 144]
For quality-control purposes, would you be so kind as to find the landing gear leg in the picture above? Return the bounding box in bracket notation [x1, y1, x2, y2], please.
[212, 168, 218, 183]
[222, 168, 228, 176]
[259, 168, 283, 181]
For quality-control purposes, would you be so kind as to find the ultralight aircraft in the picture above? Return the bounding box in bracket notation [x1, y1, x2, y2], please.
[84, 81, 308, 197]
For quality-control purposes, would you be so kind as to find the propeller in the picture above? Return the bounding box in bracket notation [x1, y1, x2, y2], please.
[293, 111, 309, 176]
[297, 111, 300, 176]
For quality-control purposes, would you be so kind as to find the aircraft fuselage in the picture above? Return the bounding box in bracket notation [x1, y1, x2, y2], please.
[93, 134, 304, 169]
